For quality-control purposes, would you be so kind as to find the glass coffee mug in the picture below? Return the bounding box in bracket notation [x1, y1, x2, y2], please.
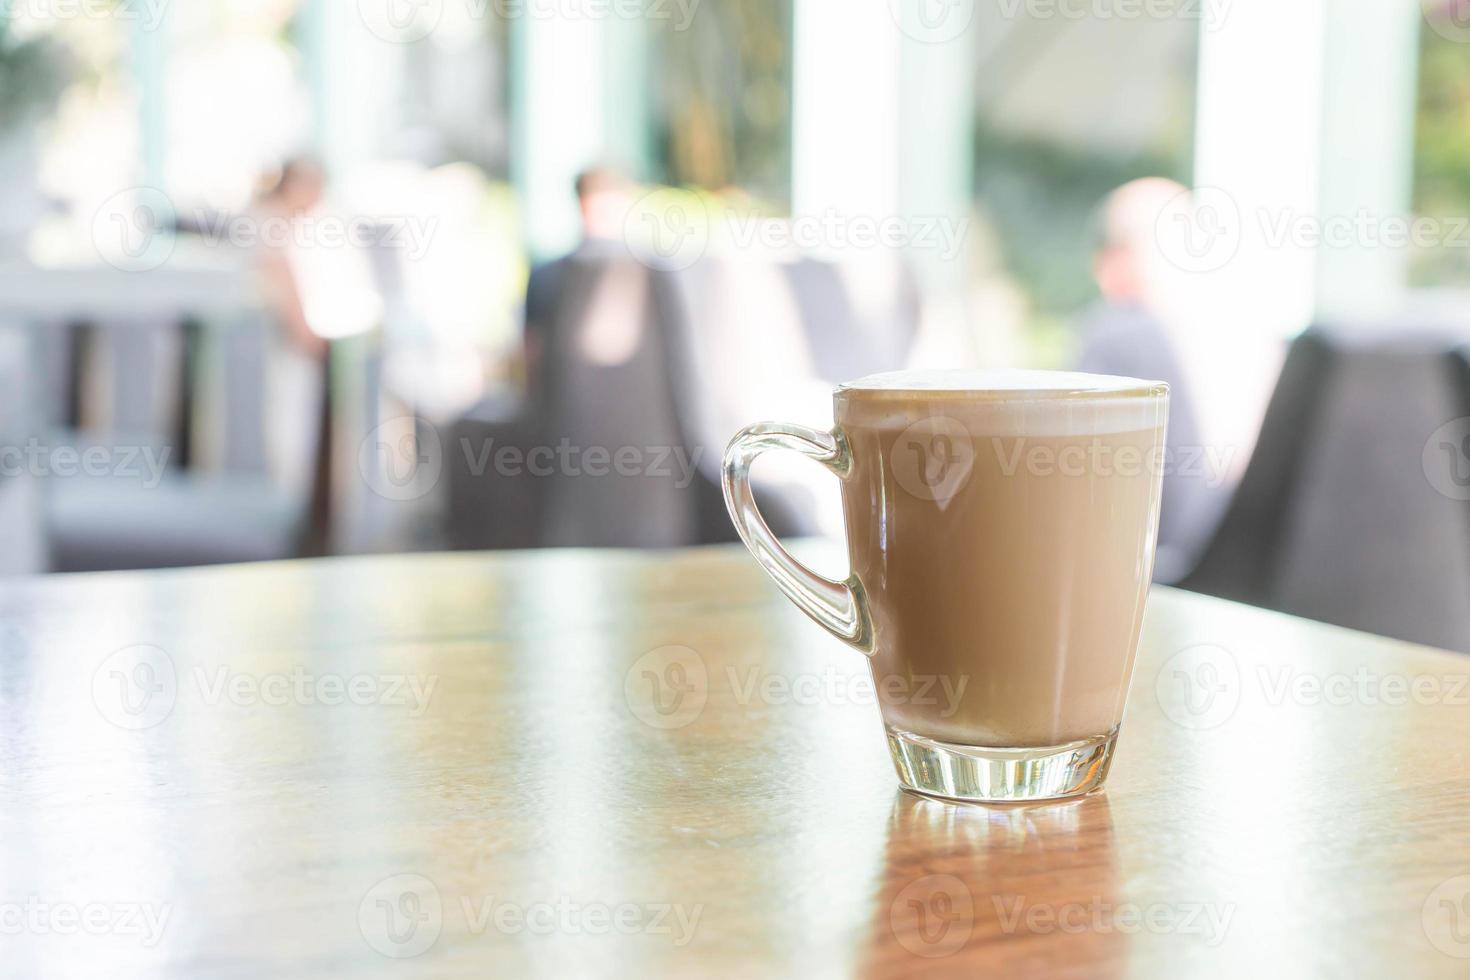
[723, 370, 1168, 802]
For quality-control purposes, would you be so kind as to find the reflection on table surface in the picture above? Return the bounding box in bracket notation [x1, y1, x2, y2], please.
[1, 546, 1468, 978]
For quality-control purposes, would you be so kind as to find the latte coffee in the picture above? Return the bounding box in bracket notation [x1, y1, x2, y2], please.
[835, 371, 1167, 749]
[724, 369, 1168, 801]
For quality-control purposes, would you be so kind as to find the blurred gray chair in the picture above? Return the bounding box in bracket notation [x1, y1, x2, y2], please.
[653, 253, 921, 539]
[446, 250, 925, 551]
[447, 388, 546, 551]
[540, 256, 700, 547]
[0, 322, 44, 576]
[1452, 344, 1470, 447]
[450, 253, 716, 550]
[1181, 327, 1470, 652]
[39, 316, 180, 466]
[781, 256, 921, 382]
[1178, 332, 1337, 605]
[651, 256, 823, 542]
[43, 315, 345, 571]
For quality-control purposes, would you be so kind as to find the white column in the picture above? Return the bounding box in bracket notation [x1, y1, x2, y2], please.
[791, 2, 977, 277]
[791, 0, 977, 366]
[602, 13, 654, 182]
[1194, 0, 1422, 331]
[1314, 2, 1421, 323]
[1192, 0, 1327, 340]
[301, 0, 402, 177]
[897, 18, 975, 292]
[298, 0, 340, 171]
[1180, 1, 1331, 464]
[511, 13, 606, 262]
[791, 0, 901, 220]
[132, 12, 169, 188]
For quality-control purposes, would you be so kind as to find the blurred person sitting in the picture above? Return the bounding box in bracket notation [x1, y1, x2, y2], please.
[253, 157, 330, 360]
[1074, 178, 1214, 582]
[249, 157, 340, 512]
[521, 166, 635, 399]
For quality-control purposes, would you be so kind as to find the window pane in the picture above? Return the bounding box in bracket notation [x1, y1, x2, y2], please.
[970, 12, 1198, 363]
[1411, 19, 1470, 288]
[652, 0, 791, 205]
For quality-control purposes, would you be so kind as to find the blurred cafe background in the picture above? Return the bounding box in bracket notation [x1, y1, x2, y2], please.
[3, 1, 1470, 651]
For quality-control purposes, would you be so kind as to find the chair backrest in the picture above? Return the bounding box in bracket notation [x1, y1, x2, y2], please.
[1183, 327, 1470, 652]
[315, 333, 397, 555]
[537, 253, 700, 548]
[0, 323, 44, 575]
[39, 317, 182, 458]
[1180, 330, 1338, 605]
[781, 255, 921, 382]
[446, 388, 547, 551]
[1451, 344, 1470, 457]
[444, 248, 925, 551]
[655, 252, 923, 540]
[652, 255, 829, 541]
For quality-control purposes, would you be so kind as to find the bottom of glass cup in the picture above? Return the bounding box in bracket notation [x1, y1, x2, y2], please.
[886, 727, 1119, 803]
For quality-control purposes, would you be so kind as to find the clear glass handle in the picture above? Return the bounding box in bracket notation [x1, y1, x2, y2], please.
[722, 422, 873, 655]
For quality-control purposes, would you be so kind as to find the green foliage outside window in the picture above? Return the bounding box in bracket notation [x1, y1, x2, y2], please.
[1413, 26, 1470, 286]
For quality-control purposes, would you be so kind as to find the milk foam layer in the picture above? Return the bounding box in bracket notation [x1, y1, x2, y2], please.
[839, 368, 1160, 394]
[837, 370, 1169, 438]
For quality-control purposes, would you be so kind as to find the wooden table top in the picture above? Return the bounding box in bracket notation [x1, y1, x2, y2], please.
[2, 545, 1469, 978]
